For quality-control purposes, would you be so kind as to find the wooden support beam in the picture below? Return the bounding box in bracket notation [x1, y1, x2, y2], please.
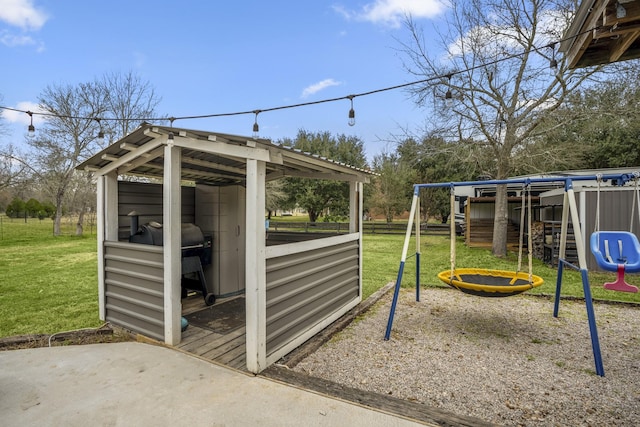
[175, 136, 270, 162]
[180, 156, 246, 175]
[565, 0, 609, 68]
[163, 144, 182, 346]
[610, 29, 640, 62]
[245, 159, 266, 373]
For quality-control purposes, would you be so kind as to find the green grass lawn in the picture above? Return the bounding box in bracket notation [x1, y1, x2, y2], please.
[365, 233, 640, 303]
[0, 216, 101, 337]
[1, 215, 639, 338]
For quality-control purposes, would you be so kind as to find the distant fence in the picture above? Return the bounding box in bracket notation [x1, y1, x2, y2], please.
[267, 221, 451, 235]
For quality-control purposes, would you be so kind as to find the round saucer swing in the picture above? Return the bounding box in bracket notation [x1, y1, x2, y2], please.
[437, 183, 544, 297]
[437, 268, 544, 297]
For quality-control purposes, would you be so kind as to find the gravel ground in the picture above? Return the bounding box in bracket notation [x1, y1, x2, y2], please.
[294, 287, 640, 426]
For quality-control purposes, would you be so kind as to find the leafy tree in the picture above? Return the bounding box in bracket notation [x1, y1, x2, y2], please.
[279, 130, 368, 222]
[370, 152, 414, 222]
[6, 197, 26, 218]
[398, 0, 600, 256]
[537, 62, 640, 169]
[265, 180, 288, 219]
[41, 200, 56, 218]
[25, 198, 42, 217]
[397, 136, 479, 223]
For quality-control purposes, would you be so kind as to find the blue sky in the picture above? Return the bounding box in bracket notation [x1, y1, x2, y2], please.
[0, 0, 447, 160]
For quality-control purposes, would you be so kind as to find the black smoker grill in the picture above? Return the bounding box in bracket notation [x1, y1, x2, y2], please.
[129, 220, 215, 306]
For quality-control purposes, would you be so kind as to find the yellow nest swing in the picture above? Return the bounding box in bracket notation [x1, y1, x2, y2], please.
[437, 184, 543, 297]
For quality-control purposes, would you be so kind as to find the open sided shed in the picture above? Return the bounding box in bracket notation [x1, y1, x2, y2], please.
[78, 124, 372, 373]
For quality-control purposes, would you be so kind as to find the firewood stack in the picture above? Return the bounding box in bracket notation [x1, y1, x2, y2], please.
[530, 221, 545, 260]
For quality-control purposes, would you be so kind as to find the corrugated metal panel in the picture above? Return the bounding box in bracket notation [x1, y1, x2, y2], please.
[104, 242, 164, 340]
[117, 181, 195, 241]
[265, 240, 359, 356]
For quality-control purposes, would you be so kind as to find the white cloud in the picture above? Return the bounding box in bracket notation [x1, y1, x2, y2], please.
[301, 78, 342, 98]
[335, 0, 446, 27]
[0, 30, 34, 46]
[0, 0, 48, 30]
[446, 9, 569, 59]
[2, 101, 42, 125]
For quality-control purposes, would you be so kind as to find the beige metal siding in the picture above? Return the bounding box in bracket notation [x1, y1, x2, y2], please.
[265, 240, 360, 356]
[104, 241, 164, 340]
[118, 181, 195, 240]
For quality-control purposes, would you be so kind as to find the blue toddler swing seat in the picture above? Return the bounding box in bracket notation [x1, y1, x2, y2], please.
[590, 231, 640, 293]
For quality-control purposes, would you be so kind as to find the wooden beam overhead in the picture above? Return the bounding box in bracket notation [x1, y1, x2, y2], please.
[565, 0, 609, 68]
[117, 146, 165, 175]
[180, 156, 246, 175]
[609, 29, 640, 62]
[563, 0, 640, 68]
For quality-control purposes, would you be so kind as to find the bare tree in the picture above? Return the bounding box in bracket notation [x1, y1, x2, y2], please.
[0, 144, 30, 192]
[23, 72, 161, 235]
[101, 70, 162, 140]
[27, 80, 107, 235]
[399, 0, 600, 256]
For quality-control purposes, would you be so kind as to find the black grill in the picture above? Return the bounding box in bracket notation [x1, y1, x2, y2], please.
[130, 221, 215, 306]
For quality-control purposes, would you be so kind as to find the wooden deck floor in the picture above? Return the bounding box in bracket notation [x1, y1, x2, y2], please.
[176, 294, 247, 371]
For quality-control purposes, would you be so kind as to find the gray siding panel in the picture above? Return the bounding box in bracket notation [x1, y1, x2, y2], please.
[541, 188, 640, 271]
[118, 181, 195, 241]
[104, 242, 164, 341]
[265, 240, 359, 356]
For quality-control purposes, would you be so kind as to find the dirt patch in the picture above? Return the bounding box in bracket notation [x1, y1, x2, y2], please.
[0, 324, 134, 351]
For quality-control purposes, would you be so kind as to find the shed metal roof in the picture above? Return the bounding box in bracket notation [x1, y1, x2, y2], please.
[77, 124, 373, 185]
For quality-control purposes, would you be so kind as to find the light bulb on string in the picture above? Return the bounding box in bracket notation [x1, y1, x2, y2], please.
[252, 110, 261, 139]
[27, 111, 35, 136]
[94, 118, 105, 144]
[549, 43, 558, 76]
[347, 95, 355, 126]
[445, 75, 453, 107]
[549, 58, 558, 76]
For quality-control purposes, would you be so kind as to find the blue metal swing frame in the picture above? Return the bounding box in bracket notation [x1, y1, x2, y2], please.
[384, 172, 640, 377]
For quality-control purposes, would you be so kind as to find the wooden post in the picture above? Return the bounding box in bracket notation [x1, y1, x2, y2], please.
[245, 159, 266, 373]
[163, 142, 182, 346]
[98, 171, 118, 321]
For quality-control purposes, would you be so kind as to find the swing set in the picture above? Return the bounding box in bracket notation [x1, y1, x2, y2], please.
[590, 173, 640, 293]
[384, 172, 640, 377]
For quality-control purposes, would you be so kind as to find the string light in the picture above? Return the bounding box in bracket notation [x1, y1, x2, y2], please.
[27, 111, 35, 136]
[94, 118, 105, 144]
[252, 110, 260, 138]
[347, 95, 356, 126]
[549, 44, 558, 76]
[0, 25, 602, 135]
[445, 75, 453, 107]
